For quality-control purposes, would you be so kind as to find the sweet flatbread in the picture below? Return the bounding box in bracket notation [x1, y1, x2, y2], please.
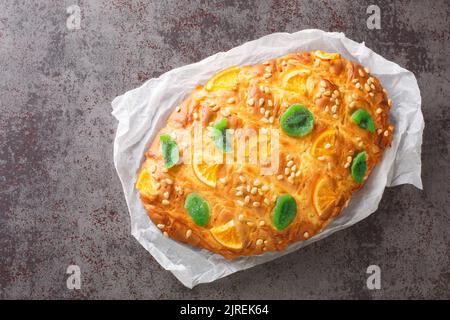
[136, 50, 394, 259]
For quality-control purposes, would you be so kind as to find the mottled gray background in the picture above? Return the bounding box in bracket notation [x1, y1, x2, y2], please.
[0, 0, 448, 299]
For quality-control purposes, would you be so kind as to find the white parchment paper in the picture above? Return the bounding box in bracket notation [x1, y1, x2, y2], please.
[111, 30, 424, 288]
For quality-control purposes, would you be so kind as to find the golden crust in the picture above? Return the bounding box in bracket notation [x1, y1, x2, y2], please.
[136, 51, 394, 259]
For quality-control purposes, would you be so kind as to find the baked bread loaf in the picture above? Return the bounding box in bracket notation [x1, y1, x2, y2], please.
[136, 50, 394, 259]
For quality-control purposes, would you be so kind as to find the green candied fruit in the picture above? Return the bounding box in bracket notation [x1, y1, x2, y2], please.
[160, 134, 179, 168]
[280, 104, 314, 137]
[351, 151, 368, 183]
[272, 194, 297, 231]
[184, 193, 210, 227]
[211, 118, 231, 152]
[351, 109, 375, 133]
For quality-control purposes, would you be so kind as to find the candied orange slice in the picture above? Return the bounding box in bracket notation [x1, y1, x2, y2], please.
[205, 66, 241, 91]
[192, 142, 222, 187]
[314, 50, 341, 60]
[311, 130, 337, 157]
[281, 69, 311, 93]
[312, 177, 338, 218]
[193, 162, 220, 187]
[136, 168, 156, 197]
[210, 220, 243, 249]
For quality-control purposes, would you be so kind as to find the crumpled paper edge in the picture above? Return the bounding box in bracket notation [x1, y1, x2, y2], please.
[111, 29, 424, 288]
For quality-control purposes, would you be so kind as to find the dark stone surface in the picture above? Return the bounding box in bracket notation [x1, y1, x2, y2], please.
[0, 0, 448, 299]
